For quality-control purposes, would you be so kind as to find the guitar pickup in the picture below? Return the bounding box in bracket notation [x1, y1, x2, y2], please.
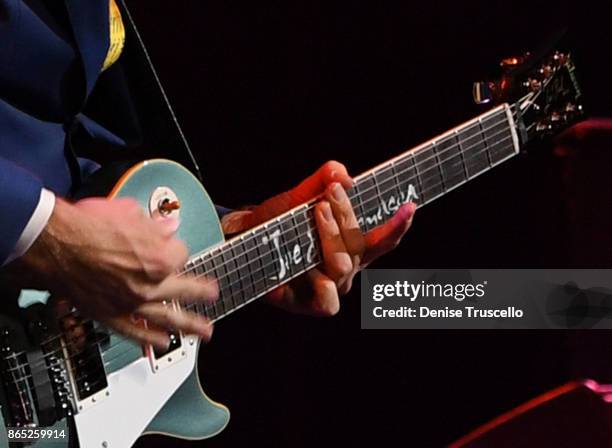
[146, 300, 187, 374]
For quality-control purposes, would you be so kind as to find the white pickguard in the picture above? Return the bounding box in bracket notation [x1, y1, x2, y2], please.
[73, 339, 198, 448]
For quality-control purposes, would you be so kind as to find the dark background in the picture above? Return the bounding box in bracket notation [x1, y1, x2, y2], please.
[124, 1, 612, 446]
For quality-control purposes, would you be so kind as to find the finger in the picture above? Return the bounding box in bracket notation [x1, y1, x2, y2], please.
[146, 275, 219, 303]
[153, 216, 180, 238]
[305, 268, 340, 317]
[134, 302, 213, 340]
[105, 315, 170, 350]
[326, 182, 366, 263]
[162, 238, 190, 271]
[314, 201, 353, 283]
[289, 161, 353, 204]
[364, 202, 416, 265]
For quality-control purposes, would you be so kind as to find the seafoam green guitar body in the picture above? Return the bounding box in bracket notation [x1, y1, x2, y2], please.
[1, 160, 230, 447]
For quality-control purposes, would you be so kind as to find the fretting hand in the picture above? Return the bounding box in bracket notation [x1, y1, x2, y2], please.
[223, 161, 416, 316]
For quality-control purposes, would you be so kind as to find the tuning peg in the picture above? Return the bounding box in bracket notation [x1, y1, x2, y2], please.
[500, 52, 530, 70]
[473, 81, 494, 104]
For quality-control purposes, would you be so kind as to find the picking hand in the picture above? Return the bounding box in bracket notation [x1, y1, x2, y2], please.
[12, 197, 216, 349]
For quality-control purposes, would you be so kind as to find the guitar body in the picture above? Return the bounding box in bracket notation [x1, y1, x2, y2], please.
[0, 160, 229, 447]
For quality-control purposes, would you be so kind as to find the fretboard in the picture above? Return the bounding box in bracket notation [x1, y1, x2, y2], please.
[184, 104, 520, 322]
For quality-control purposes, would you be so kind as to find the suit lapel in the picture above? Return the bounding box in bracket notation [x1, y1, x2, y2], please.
[64, 0, 109, 100]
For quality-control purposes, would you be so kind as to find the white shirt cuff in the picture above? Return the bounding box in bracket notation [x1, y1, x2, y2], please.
[4, 188, 56, 265]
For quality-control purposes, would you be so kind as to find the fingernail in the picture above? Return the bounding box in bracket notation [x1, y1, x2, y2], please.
[319, 202, 333, 222]
[400, 202, 417, 219]
[331, 182, 344, 201]
[200, 323, 213, 340]
[393, 203, 414, 223]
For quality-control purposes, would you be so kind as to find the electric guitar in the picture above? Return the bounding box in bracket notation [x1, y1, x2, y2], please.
[0, 46, 584, 447]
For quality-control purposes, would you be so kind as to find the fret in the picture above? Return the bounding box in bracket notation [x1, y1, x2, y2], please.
[481, 112, 512, 164]
[229, 242, 246, 306]
[355, 173, 380, 232]
[414, 144, 443, 203]
[247, 229, 268, 297]
[277, 215, 296, 280]
[375, 165, 401, 204]
[394, 154, 419, 197]
[431, 141, 447, 192]
[238, 235, 257, 301]
[260, 222, 284, 285]
[436, 132, 467, 190]
[209, 249, 226, 318]
[456, 129, 470, 180]
[216, 249, 233, 315]
[294, 207, 320, 268]
[375, 165, 403, 221]
[289, 212, 308, 274]
[201, 254, 216, 319]
[218, 247, 235, 310]
[470, 120, 493, 174]
[348, 183, 366, 224]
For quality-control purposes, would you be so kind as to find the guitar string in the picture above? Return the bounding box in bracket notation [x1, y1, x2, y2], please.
[2, 133, 518, 387]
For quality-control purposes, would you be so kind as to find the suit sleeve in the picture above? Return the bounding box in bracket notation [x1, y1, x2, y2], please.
[0, 157, 45, 264]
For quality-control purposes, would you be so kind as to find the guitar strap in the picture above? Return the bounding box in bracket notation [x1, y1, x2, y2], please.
[112, 0, 204, 183]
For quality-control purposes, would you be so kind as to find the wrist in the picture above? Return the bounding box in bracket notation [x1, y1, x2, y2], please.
[15, 198, 77, 287]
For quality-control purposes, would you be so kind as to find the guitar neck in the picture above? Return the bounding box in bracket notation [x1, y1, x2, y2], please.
[184, 103, 520, 322]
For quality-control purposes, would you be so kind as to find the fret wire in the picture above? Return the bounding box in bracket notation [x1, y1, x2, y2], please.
[251, 227, 265, 298]
[480, 118, 494, 167]
[277, 217, 292, 279]
[291, 212, 307, 273]
[240, 235, 256, 301]
[432, 140, 447, 193]
[226, 243, 241, 309]
[456, 129, 470, 180]
[349, 182, 367, 225]
[389, 160, 402, 198]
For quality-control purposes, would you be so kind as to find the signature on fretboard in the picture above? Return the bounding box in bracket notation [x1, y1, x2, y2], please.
[261, 229, 316, 281]
[357, 183, 418, 228]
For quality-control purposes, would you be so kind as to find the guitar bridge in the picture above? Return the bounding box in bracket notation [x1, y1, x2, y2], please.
[59, 315, 110, 412]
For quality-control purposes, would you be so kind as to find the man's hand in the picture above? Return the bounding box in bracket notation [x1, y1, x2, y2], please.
[223, 161, 416, 316]
[11, 197, 216, 349]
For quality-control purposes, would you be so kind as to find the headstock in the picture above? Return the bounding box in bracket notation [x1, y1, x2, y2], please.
[474, 46, 586, 146]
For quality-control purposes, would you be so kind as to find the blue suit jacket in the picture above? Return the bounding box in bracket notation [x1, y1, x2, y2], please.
[0, 0, 218, 263]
